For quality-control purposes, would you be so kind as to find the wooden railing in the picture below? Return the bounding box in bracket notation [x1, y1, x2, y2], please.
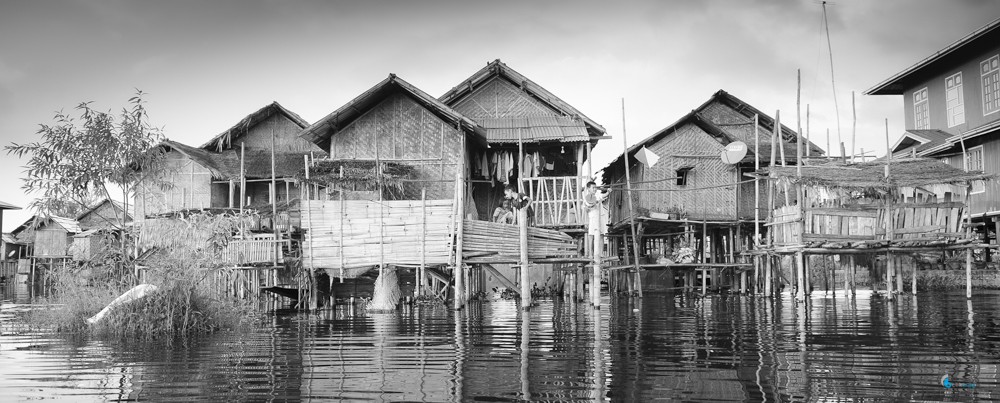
[522, 176, 584, 227]
[221, 238, 287, 265]
[768, 202, 969, 245]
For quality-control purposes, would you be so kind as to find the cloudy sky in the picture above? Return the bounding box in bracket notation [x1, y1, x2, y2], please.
[1, 0, 999, 230]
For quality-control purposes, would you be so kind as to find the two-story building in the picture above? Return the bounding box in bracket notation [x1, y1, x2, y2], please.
[866, 17, 1000, 235]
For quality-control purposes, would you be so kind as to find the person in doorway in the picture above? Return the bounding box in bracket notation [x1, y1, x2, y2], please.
[503, 185, 534, 226]
[492, 199, 515, 224]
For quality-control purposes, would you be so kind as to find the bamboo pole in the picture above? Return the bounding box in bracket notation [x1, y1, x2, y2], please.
[621, 99, 643, 297]
[884, 118, 895, 298]
[303, 155, 312, 310]
[806, 104, 811, 157]
[702, 220, 708, 294]
[339, 166, 344, 282]
[418, 188, 426, 298]
[518, 128, 530, 310]
[754, 113, 761, 294]
[796, 78, 806, 299]
[456, 128, 467, 310]
[271, 130, 278, 268]
[240, 144, 246, 214]
[376, 133, 385, 283]
[958, 134, 973, 299]
[851, 91, 857, 163]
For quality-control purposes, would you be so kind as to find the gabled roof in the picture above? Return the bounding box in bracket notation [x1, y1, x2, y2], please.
[76, 198, 131, 228]
[866, 17, 1000, 95]
[439, 59, 606, 138]
[160, 139, 324, 180]
[200, 102, 311, 151]
[602, 90, 823, 177]
[36, 215, 81, 234]
[890, 129, 952, 157]
[2, 233, 20, 244]
[299, 74, 486, 151]
[0, 200, 20, 210]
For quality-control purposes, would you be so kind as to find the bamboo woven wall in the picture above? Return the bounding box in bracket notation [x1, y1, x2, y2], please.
[77, 202, 124, 230]
[452, 77, 556, 120]
[609, 123, 737, 225]
[231, 113, 322, 153]
[34, 229, 69, 257]
[135, 151, 214, 219]
[300, 199, 454, 271]
[329, 92, 463, 200]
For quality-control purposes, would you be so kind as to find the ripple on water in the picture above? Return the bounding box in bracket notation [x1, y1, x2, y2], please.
[3, 290, 1000, 401]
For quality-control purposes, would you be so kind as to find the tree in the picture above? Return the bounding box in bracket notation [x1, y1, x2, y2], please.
[6, 91, 166, 275]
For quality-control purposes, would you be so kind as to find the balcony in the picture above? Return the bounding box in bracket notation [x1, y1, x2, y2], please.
[522, 176, 585, 227]
[221, 235, 287, 265]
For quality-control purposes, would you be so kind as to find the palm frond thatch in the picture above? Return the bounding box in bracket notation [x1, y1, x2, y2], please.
[758, 157, 995, 190]
[298, 159, 415, 197]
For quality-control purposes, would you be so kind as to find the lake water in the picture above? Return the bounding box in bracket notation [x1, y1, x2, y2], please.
[2, 283, 999, 402]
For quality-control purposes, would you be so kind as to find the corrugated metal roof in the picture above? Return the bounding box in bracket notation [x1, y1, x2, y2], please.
[0, 200, 20, 210]
[48, 216, 82, 233]
[478, 116, 589, 143]
[2, 233, 18, 244]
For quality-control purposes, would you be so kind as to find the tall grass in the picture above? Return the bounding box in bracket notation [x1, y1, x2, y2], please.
[28, 211, 263, 340]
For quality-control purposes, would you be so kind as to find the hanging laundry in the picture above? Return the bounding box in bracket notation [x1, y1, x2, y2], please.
[522, 153, 533, 179]
[532, 152, 541, 177]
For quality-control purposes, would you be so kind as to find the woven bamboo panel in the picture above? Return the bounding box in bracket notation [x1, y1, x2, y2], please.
[232, 113, 320, 153]
[452, 78, 556, 120]
[329, 92, 461, 201]
[611, 123, 736, 222]
[300, 199, 455, 270]
[875, 202, 965, 240]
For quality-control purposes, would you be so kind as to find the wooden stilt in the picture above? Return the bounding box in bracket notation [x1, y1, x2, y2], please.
[795, 252, 805, 298]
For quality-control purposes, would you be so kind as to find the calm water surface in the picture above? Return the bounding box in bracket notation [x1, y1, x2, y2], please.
[2, 283, 999, 402]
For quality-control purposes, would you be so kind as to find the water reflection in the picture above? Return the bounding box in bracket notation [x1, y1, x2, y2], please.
[4, 284, 1000, 401]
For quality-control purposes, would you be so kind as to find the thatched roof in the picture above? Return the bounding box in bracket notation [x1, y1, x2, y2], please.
[200, 102, 310, 152]
[438, 59, 606, 140]
[298, 74, 487, 151]
[161, 139, 326, 180]
[298, 159, 415, 197]
[758, 157, 995, 190]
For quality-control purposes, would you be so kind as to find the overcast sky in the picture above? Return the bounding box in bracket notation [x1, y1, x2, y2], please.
[1, 0, 999, 230]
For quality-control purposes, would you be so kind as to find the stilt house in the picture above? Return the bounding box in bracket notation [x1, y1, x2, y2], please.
[600, 90, 823, 290]
[296, 61, 602, 306]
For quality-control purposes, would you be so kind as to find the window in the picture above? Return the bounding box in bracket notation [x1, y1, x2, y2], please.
[946, 72, 965, 127]
[913, 87, 929, 129]
[676, 167, 692, 186]
[983, 55, 1000, 115]
[967, 145, 985, 194]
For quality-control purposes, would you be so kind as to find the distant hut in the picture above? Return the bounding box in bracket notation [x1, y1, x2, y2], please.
[135, 101, 322, 221]
[601, 90, 823, 291]
[30, 216, 81, 258]
[71, 199, 131, 261]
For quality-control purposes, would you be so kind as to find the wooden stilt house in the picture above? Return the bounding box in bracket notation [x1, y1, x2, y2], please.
[439, 59, 607, 230]
[296, 68, 591, 307]
[601, 90, 823, 292]
[135, 102, 322, 270]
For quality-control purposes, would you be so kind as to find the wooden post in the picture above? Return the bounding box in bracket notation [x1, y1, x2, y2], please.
[303, 155, 312, 310]
[419, 188, 427, 298]
[701, 220, 708, 294]
[456, 133, 467, 310]
[240, 143, 246, 215]
[338, 166, 345, 282]
[516, 128, 529, 310]
[806, 104, 811, 158]
[228, 180, 235, 208]
[851, 91, 857, 163]
[271, 130, 279, 268]
[884, 118, 895, 298]
[753, 114, 761, 294]
[621, 99, 643, 297]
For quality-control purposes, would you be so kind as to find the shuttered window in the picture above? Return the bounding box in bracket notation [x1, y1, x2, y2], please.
[946, 72, 965, 127]
[983, 55, 1000, 115]
[913, 87, 929, 129]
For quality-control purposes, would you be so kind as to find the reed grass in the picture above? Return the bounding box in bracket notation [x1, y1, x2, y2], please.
[28, 211, 262, 340]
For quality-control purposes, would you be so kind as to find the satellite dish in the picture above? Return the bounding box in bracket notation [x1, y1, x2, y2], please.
[721, 141, 748, 164]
